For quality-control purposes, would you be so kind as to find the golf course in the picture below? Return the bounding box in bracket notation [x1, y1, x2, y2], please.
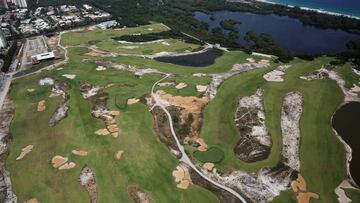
[4, 23, 360, 203]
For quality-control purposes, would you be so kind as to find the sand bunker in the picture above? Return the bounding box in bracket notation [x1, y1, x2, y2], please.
[127, 98, 140, 105]
[39, 77, 54, 86]
[291, 174, 320, 203]
[48, 93, 60, 98]
[16, 145, 33, 160]
[62, 74, 76, 79]
[172, 164, 192, 189]
[51, 155, 68, 168]
[196, 85, 208, 93]
[114, 150, 124, 160]
[193, 73, 207, 77]
[95, 128, 110, 136]
[175, 83, 187, 89]
[263, 65, 290, 82]
[157, 82, 176, 87]
[196, 138, 208, 152]
[37, 100, 46, 112]
[59, 162, 76, 170]
[27, 89, 35, 93]
[203, 162, 215, 171]
[110, 110, 120, 116]
[162, 42, 170, 46]
[72, 150, 88, 156]
[26, 198, 39, 203]
[96, 66, 107, 71]
[246, 58, 256, 63]
[335, 180, 354, 203]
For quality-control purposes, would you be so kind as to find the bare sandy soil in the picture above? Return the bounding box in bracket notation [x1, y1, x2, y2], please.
[80, 166, 97, 203]
[172, 164, 193, 189]
[37, 100, 46, 112]
[128, 186, 154, 203]
[15, 145, 33, 160]
[72, 150, 88, 156]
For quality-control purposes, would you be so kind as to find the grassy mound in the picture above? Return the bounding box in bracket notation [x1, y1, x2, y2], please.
[193, 147, 224, 163]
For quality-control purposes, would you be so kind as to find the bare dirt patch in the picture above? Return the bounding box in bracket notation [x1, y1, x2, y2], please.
[155, 90, 209, 144]
[47, 80, 71, 127]
[233, 89, 271, 162]
[15, 145, 33, 160]
[79, 166, 97, 203]
[128, 186, 154, 203]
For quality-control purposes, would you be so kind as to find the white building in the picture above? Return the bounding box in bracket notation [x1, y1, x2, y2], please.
[96, 20, 118, 30]
[31, 52, 55, 63]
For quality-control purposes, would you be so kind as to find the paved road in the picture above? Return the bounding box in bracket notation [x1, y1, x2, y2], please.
[150, 75, 247, 203]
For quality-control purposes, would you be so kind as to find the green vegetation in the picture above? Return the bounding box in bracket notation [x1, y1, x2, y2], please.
[335, 63, 360, 88]
[200, 57, 348, 202]
[6, 24, 360, 203]
[220, 19, 241, 31]
[6, 44, 219, 202]
[193, 147, 225, 163]
[345, 189, 360, 202]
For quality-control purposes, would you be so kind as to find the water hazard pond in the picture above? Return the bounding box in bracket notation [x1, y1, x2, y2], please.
[194, 11, 360, 54]
[332, 102, 360, 185]
[154, 49, 223, 67]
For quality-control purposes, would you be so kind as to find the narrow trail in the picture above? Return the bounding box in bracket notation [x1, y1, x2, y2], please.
[150, 74, 247, 203]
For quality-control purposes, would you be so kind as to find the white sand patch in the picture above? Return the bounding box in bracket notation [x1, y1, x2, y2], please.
[263, 65, 291, 82]
[57, 67, 63, 71]
[196, 85, 208, 93]
[118, 46, 140, 49]
[281, 92, 303, 171]
[193, 73, 207, 77]
[252, 52, 274, 58]
[175, 83, 187, 89]
[335, 180, 357, 203]
[353, 68, 360, 76]
[96, 66, 107, 71]
[62, 74, 76, 79]
[127, 98, 139, 105]
[27, 89, 35, 93]
[147, 28, 153, 31]
[162, 42, 171, 46]
[39, 77, 54, 86]
[236, 89, 271, 147]
[300, 67, 360, 102]
[157, 82, 176, 87]
[206, 61, 270, 100]
[246, 58, 255, 63]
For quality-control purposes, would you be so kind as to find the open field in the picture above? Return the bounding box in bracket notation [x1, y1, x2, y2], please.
[4, 23, 360, 203]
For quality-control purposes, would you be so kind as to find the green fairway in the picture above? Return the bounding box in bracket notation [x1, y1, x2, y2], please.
[5, 23, 360, 203]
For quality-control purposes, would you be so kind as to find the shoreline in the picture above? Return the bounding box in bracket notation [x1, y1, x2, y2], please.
[254, 0, 360, 20]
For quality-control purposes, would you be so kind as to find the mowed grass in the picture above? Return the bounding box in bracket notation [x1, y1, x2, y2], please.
[97, 38, 201, 55]
[193, 147, 225, 164]
[6, 45, 219, 202]
[61, 23, 169, 47]
[199, 57, 349, 202]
